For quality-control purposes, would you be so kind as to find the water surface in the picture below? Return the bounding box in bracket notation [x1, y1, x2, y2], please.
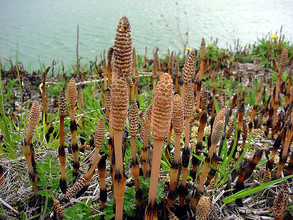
[0, 0, 293, 71]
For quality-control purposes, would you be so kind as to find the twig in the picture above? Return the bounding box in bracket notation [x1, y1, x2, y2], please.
[0, 197, 20, 215]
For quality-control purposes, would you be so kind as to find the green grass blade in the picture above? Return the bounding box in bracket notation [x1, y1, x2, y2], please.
[222, 175, 293, 203]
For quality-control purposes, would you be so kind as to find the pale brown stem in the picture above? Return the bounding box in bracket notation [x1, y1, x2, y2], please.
[181, 83, 187, 99]
[153, 78, 156, 93]
[148, 139, 164, 205]
[114, 130, 123, 174]
[174, 134, 181, 163]
[131, 136, 137, 162]
[184, 117, 190, 150]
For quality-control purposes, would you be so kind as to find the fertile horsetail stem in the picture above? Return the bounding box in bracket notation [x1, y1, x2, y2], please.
[249, 75, 264, 132]
[273, 180, 290, 220]
[98, 155, 107, 210]
[192, 108, 225, 210]
[168, 94, 184, 206]
[196, 195, 210, 220]
[196, 38, 206, 110]
[58, 86, 67, 193]
[152, 51, 158, 92]
[41, 67, 50, 125]
[113, 16, 132, 78]
[174, 56, 180, 94]
[181, 49, 197, 98]
[190, 111, 207, 181]
[112, 28, 130, 214]
[142, 105, 152, 179]
[107, 46, 114, 87]
[145, 73, 173, 220]
[67, 78, 79, 177]
[154, 48, 161, 79]
[179, 82, 194, 207]
[128, 99, 142, 213]
[22, 101, 41, 196]
[111, 76, 129, 220]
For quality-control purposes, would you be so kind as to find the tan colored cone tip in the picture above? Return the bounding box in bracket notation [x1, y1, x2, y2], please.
[58, 86, 67, 117]
[111, 77, 129, 130]
[68, 78, 77, 106]
[151, 73, 173, 141]
[95, 115, 105, 149]
[129, 99, 139, 136]
[183, 49, 197, 83]
[28, 101, 41, 130]
[172, 94, 184, 134]
[183, 82, 194, 118]
[113, 16, 133, 78]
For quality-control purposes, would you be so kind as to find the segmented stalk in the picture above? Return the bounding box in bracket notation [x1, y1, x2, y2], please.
[67, 78, 79, 177]
[58, 86, 67, 193]
[22, 101, 41, 196]
[145, 73, 173, 220]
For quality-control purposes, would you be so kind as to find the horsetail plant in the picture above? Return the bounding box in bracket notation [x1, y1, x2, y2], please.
[128, 99, 143, 212]
[249, 75, 264, 132]
[181, 49, 197, 98]
[58, 86, 67, 193]
[196, 38, 206, 111]
[191, 107, 225, 210]
[190, 111, 207, 181]
[196, 195, 210, 220]
[41, 67, 50, 125]
[111, 77, 129, 220]
[142, 105, 152, 179]
[145, 73, 173, 220]
[273, 180, 290, 220]
[22, 101, 41, 196]
[167, 94, 184, 207]
[67, 78, 79, 177]
[179, 81, 194, 207]
[272, 48, 288, 138]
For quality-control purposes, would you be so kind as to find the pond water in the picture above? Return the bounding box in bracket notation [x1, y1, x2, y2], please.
[0, 0, 293, 71]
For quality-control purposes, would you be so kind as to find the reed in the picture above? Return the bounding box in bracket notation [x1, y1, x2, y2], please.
[67, 78, 79, 177]
[22, 101, 41, 196]
[145, 73, 173, 220]
[58, 86, 67, 193]
[167, 94, 184, 207]
[181, 49, 197, 98]
[196, 38, 206, 111]
[179, 82, 194, 207]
